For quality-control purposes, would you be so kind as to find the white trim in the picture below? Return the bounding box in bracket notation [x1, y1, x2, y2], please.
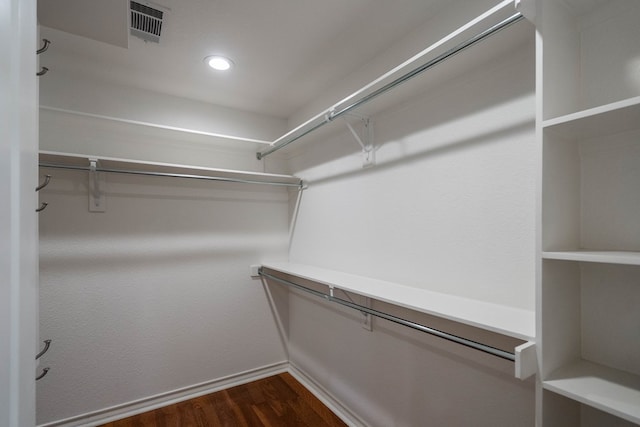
[287, 363, 370, 427]
[37, 361, 367, 427]
[37, 361, 289, 427]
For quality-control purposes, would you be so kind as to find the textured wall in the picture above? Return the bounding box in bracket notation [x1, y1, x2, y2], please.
[285, 31, 537, 426]
[36, 33, 294, 424]
[37, 169, 290, 424]
[36, 2, 538, 425]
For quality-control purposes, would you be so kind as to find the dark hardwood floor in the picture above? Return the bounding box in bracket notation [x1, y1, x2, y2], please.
[100, 373, 348, 427]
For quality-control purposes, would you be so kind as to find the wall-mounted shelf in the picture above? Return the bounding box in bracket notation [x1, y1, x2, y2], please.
[543, 360, 640, 425]
[542, 250, 640, 266]
[261, 262, 534, 341]
[542, 96, 640, 140]
[256, 0, 529, 160]
[39, 151, 303, 188]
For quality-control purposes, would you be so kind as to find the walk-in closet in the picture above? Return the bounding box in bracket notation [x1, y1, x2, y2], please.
[3, 0, 639, 426]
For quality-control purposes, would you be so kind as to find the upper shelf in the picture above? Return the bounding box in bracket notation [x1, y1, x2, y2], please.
[542, 96, 640, 140]
[39, 151, 303, 188]
[256, 0, 531, 160]
[261, 262, 535, 340]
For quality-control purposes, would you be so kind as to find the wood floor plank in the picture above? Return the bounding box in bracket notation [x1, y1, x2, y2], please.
[99, 373, 347, 427]
[191, 396, 223, 426]
[280, 373, 346, 427]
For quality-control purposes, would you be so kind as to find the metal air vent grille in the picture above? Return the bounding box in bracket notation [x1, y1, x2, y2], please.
[130, 1, 164, 43]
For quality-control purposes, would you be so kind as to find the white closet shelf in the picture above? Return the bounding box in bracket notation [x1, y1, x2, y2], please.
[542, 250, 640, 266]
[261, 262, 534, 340]
[39, 151, 303, 187]
[542, 96, 640, 140]
[543, 359, 640, 425]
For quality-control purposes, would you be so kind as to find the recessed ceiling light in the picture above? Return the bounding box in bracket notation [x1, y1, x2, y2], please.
[205, 55, 233, 71]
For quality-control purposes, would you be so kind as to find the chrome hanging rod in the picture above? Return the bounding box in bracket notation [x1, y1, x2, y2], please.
[39, 162, 303, 188]
[259, 269, 515, 361]
[256, 10, 524, 160]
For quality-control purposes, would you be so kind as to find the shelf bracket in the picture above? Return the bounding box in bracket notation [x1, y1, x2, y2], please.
[343, 114, 375, 168]
[88, 158, 106, 212]
[361, 297, 372, 331]
[514, 341, 536, 380]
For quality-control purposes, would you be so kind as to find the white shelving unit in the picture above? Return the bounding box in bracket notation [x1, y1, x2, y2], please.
[542, 96, 640, 140]
[539, 0, 640, 425]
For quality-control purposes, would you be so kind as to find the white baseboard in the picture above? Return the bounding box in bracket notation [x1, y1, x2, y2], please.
[287, 362, 370, 427]
[38, 361, 289, 427]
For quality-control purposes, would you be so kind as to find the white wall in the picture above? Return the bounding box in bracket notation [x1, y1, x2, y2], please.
[285, 28, 537, 426]
[36, 3, 538, 425]
[38, 26, 290, 174]
[289, 40, 536, 309]
[36, 30, 293, 425]
[37, 168, 291, 425]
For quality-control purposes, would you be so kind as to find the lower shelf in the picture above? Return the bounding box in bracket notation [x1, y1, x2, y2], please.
[261, 262, 534, 340]
[543, 360, 640, 425]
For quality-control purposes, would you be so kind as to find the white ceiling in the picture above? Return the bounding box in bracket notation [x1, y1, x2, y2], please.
[37, 0, 455, 119]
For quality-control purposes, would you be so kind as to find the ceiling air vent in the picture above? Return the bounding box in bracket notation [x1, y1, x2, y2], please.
[130, 1, 164, 43]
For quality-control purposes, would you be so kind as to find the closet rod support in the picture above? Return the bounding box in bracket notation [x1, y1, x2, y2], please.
[343, 116, 375, 167]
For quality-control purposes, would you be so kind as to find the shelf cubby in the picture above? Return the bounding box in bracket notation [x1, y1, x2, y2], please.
[540, 259, 640, 424]
[542, 0, 640, 120]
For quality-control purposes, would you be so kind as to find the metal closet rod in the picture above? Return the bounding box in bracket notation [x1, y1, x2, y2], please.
[256, 11, 524, 160]
[259, 269, 515, 362]
[38, 162, 303, 188]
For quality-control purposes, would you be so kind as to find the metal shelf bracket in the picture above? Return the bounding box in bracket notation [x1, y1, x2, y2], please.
[89, 158, 106, 212]
[343, 114, 375, 168]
